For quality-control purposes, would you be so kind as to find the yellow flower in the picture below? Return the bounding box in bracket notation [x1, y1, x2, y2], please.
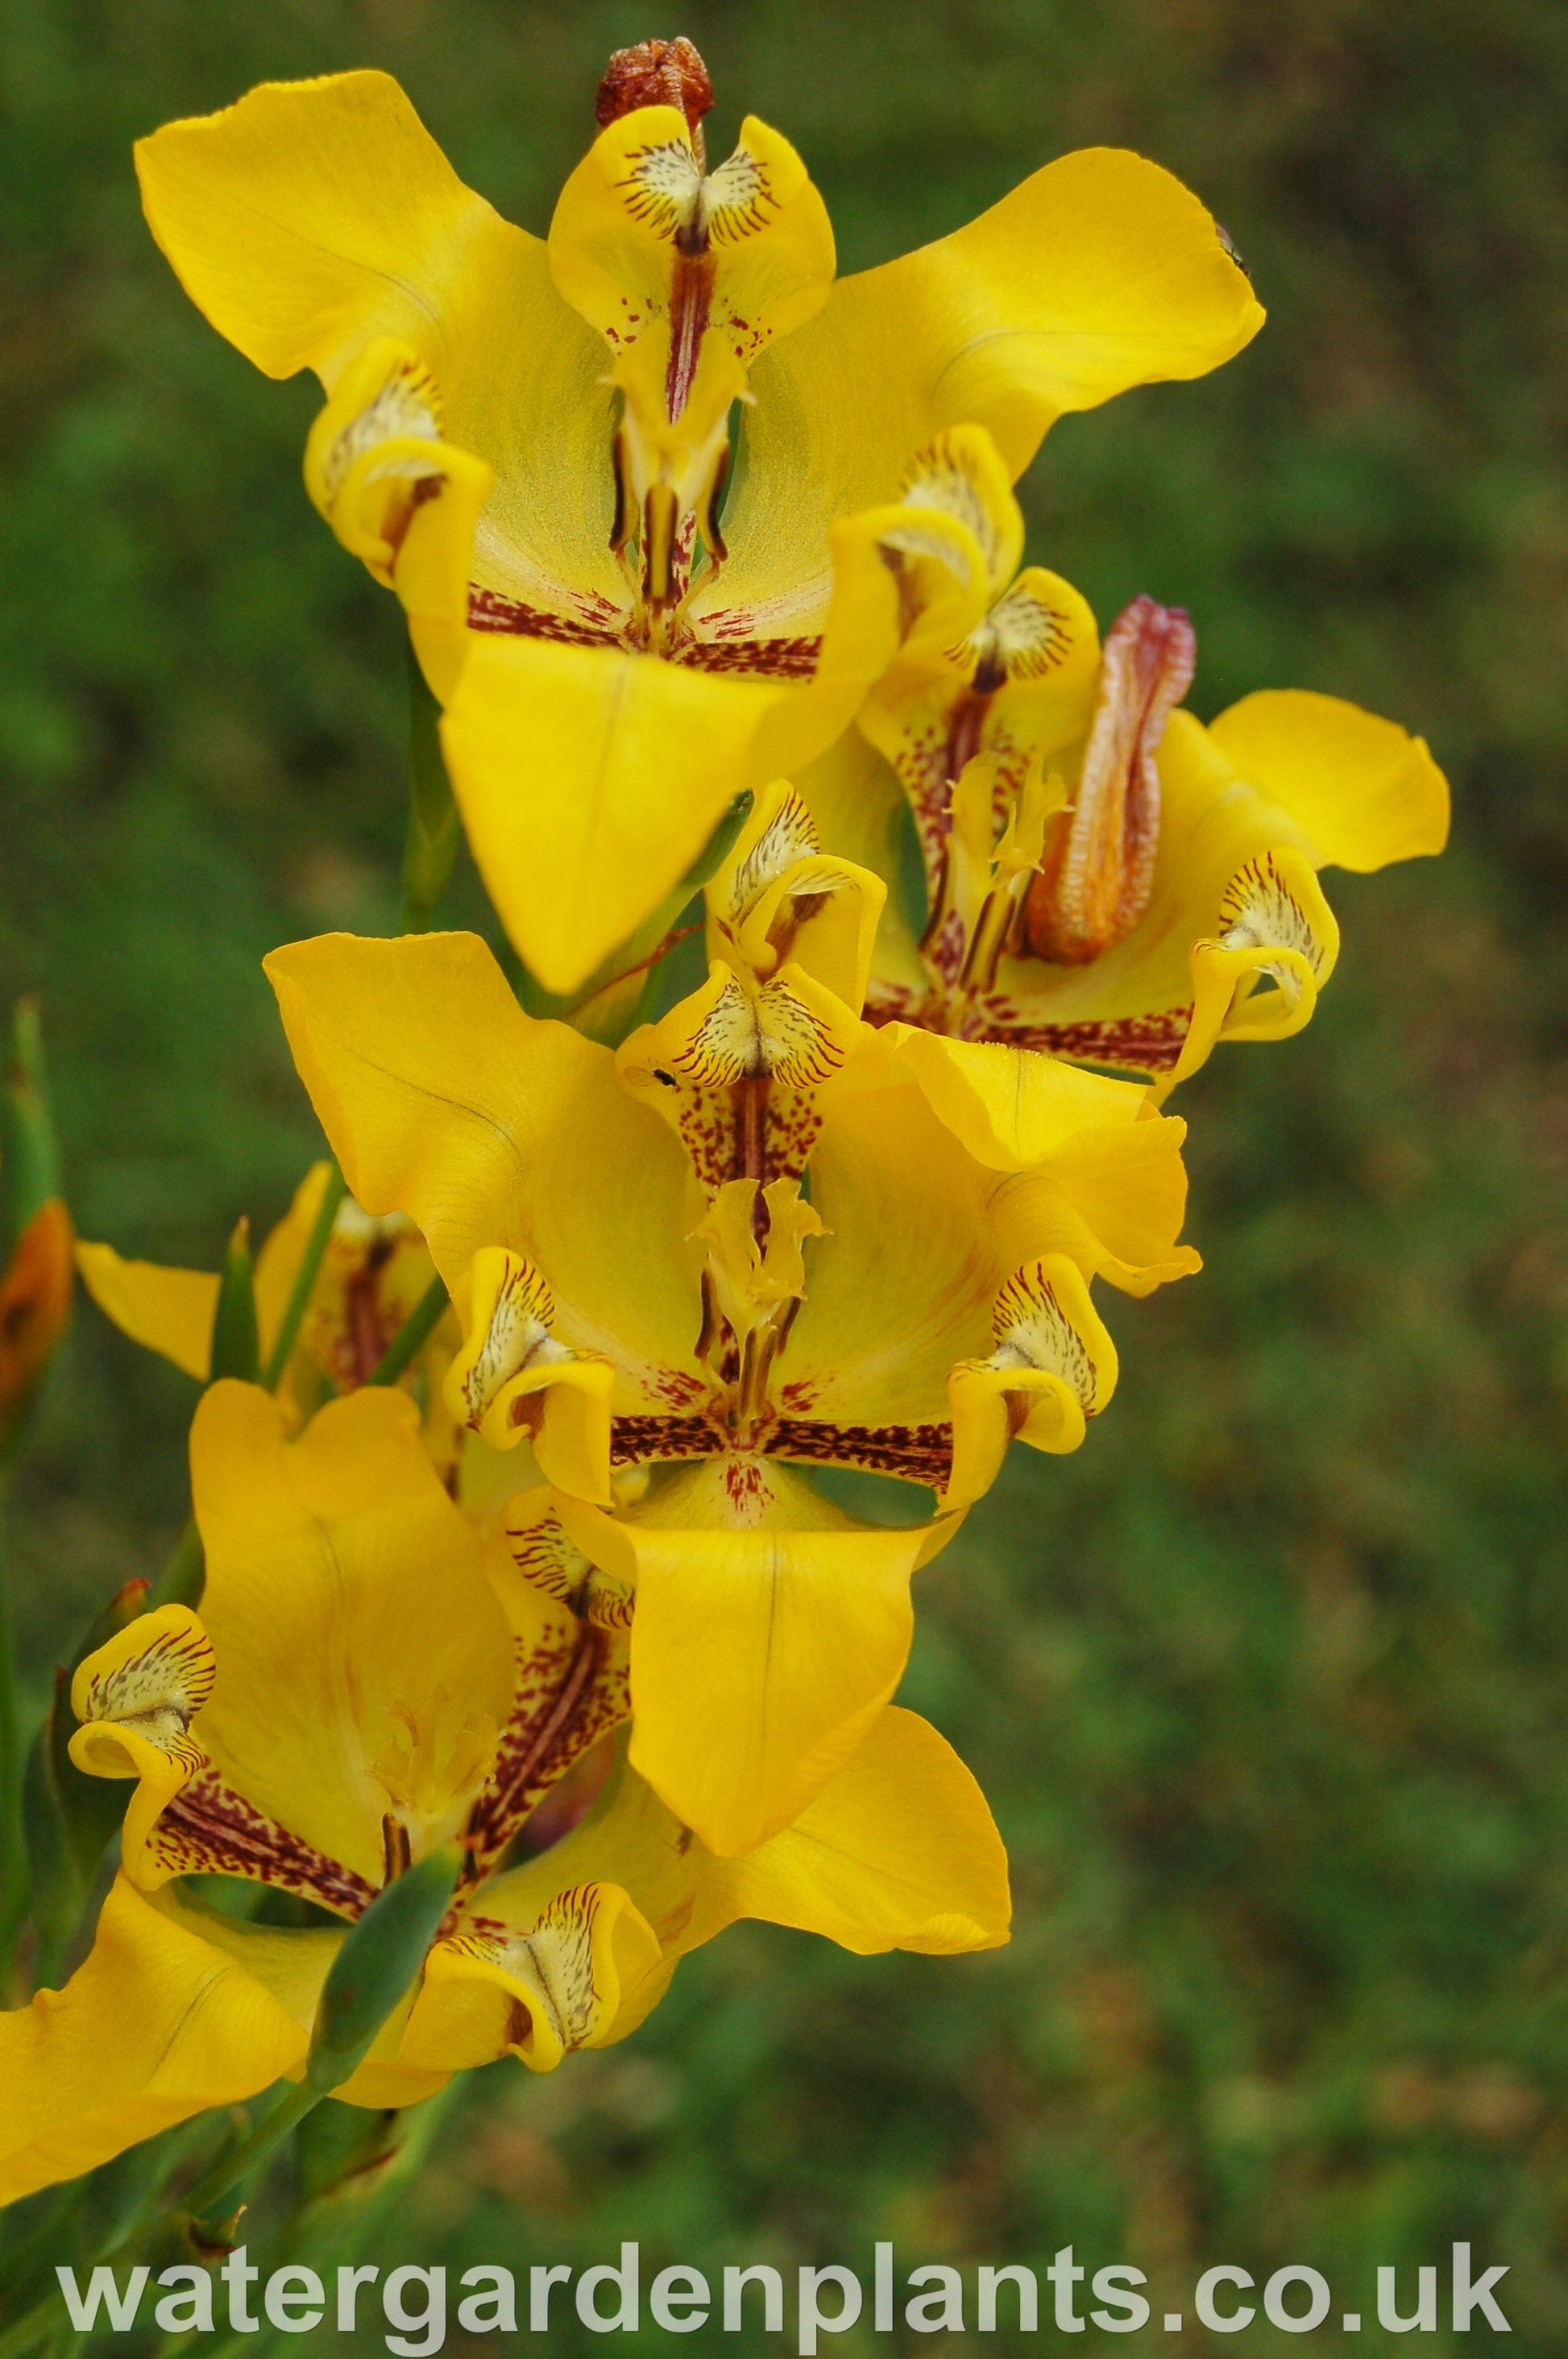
[135, 50, 1262, 991]
[71, 1164, 515, 1510]
[0, 1382, 1006, 2204]
[75, 1165, 429, 1392]
[261, 796, 1197, 1849]
[801, 422, 1450, 1089]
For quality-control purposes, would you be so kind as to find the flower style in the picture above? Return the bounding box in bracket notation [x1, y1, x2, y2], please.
[799, 422, 1450, 1087]
[0, 1381, 1006, 2204]
[262, 789, 1198, 1850]
[135, 47, 1262, 990]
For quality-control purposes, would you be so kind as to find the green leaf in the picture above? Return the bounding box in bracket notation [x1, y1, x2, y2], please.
[208, 1216, 259, 1385]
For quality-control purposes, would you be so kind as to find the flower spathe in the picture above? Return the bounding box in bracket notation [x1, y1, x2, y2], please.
[136, 64, 1262, 989]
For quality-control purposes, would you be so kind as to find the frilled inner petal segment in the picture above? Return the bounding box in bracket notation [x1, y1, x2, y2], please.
[68, 1607, 216, 1871]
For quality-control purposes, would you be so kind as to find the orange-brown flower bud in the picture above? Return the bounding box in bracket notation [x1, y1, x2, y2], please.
[0, 1197, 73, 1443]
[596, 37, 714, 162]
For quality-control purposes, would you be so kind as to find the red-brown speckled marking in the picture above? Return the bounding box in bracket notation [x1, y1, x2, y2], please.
[153, 1767, 378, 1920]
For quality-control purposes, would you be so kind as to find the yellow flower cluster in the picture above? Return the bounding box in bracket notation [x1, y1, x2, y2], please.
[0, 37, 1448, 2213]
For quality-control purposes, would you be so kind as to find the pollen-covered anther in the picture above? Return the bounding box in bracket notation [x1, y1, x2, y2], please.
[1217, 850, 1329, 1002]
[372, 1688, 498, 1829]
[69, 1606, 215, 1779]
[1023, 593, 1197, 966]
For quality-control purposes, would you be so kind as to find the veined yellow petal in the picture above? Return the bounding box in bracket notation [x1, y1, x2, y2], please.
[685, 1706, 1010, 1956]
[559, 1462, 960, 1856]
[74, 1243, 217, 1383]
[1207, 689, 1450, 871]
[438, 636, 786, 995]
[189, 1383, 512, 1890]
[989, 1112, 1202, 1298]
[885, 1026, 1150, 1169]
[404, 1879, 664, 2077]
[446, 1248, 616, 1503]
[251, 1160, 334, 1366]
[1160, 845, 1339, 1097]
[300, 334, 495, 634]
[699, 147, 1262, 635]
[136, 73, 624, 624]
[135, 73, 491, 384]
[945, 1254, 1118, 1506]
[777, 1061, 1191, 1448]
[0, 1876, 329, 2205]
[707, 780, 887, 1013]
[68, 1606, 215, 1879]
[548, 107, 833, 416]
[264, 932, 703, 1407]
[970, 688, 1446, 1088]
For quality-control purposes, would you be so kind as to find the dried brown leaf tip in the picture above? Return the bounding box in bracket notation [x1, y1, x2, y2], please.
[596, 37, 715, 158]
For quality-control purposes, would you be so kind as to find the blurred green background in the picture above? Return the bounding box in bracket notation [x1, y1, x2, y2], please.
[5, 0, 1568, 2349]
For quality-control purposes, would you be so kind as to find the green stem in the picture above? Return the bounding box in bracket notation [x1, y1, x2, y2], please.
[400, 646, 458, 937]
[259, 1164, 346, 1391]
[0, 2286, 56, 2359]
[0, 1467, 30, 1996]
[364, 1274, 449, 1389]
[180, 2078, 322, 2236]
[150, 1517, 205, 1611]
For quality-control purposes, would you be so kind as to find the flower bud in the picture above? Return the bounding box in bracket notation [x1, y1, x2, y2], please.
[305, 1840, 463, 2093]
[209, 1216, 259, 1385]
[1, 999, 72, 1451]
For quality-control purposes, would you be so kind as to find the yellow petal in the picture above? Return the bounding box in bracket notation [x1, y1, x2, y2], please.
[993, 1111, 1202, 1298]
[136, 73, 624, 625]
[774, 1063, 1191, 1455]
[189, 1382, 512, 1891]
[1207, 689, 1450, 871]
[884, 1026, 1149, 1169]
[299, 336, 494, 633]
[250, 1159, 333, 1365]
[74, 1242, 217, 1382]
[559, 1461, 960, 1856]
[685, 1705, 1010, 1956]
[264, 931, 702, 1408]
[701, 147, 1262, 633]
[0, 1875, 327, 2205]
[1160, 845, 1340, 1096]
[438, 635, 786, 995]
